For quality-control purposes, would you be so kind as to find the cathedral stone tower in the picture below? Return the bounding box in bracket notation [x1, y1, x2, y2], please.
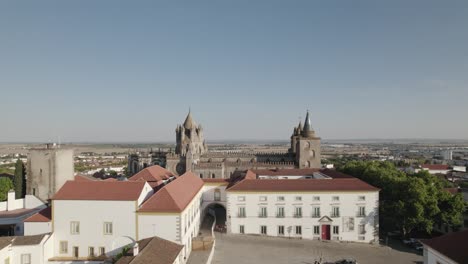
[175, 110, 207, 157]
[293, 111, 321, 168]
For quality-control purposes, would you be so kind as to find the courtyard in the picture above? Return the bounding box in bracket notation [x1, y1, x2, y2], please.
[212, 234, 423, 264]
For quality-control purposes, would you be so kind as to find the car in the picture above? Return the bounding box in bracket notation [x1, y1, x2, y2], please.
[402, 238, 417, 245]
[412, 241, 423, 251]
[335, 259, 358, 264]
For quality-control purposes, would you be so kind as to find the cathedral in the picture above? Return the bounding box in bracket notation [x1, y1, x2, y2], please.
[128, 110, 321, 178]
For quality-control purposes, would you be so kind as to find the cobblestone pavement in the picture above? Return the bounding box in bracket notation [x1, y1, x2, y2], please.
[212, 234, 423, 264]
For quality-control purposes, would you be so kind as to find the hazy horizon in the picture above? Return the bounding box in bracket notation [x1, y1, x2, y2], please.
[1, 1, 467, 142]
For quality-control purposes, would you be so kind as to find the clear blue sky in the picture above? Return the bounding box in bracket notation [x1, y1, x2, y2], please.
[1, 1, 467, 142]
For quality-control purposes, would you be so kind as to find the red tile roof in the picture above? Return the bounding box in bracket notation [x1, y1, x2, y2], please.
[227, 178, 379, 192]
[129, 165, 175, 183]
[138, 172, 204, 213]
[421, 164, 450, 170]
[52, 181, 147, 201]
[74, 175, 97, 181]
[444, 187, 459, 195]
[250, 168, 353, 178]
[421, 230, 468, 263]
[202, 178, 229, 183]
[24, 207, 51, 222]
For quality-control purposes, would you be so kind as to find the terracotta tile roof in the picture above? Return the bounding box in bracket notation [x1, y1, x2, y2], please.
[0, 237, 14, 250]
[12, 234, 46, 246]
[129, 165, 175, 182]
[251, 168, 320, 176]
[139, 172, 203, 213]
[202, 178, 230, 183]
[0, 208, 36, 219]
[227, 178, 379, 192]
[421, 230, 468, 263]
[104, 178, 118, 182]
[24, 207, 51, 222]
[444, 187, 459, 195]
[115, 236, 183, 264]
[250, 168, 353, 179]
[52, 181, 146, 201]
[421, 164, 450, 170]
[74, 175, 97, 181]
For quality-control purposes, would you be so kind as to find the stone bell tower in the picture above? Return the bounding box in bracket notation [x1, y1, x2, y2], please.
[295, 111, 321, 168]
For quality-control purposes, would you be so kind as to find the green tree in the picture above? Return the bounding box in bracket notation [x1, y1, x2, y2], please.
[0, 177, 14, 201]
[13, 159, 26, 199]
[338, 160, 464, 237]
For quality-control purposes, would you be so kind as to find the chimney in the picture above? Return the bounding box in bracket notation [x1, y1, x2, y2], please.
[7, 189, 15, 211]
[133, 243, 139, 256]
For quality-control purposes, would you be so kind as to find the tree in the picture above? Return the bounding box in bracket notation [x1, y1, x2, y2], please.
[13, 159, 26, 199]
[0, 177, 14, 201]
[338, 160, 465, 237]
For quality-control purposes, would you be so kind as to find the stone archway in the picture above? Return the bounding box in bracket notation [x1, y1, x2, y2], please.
[204, 203, 227, 227]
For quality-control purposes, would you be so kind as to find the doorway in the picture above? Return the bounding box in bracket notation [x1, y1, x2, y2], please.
[321, 225, 330, 240]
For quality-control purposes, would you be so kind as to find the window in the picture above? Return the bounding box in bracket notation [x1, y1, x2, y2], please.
[333, 226, 339, 235]
[4, 257, 9, 264]
[312, 206, 321, 218]
[294, 207, 302, 218]
[358, 196, 365, 201]
[278, 225, 284, 235]
[238, 207, 246, 217]
[211, 173, 215, 179]
[70, 221, 80, 234]
[313, 196, 320, 201]
[99, 247, 105, 256]
[259, 207, 267, 217]
[239, 225, 245, 234]
[295, 196, 302, 201]
[277, 196, 285, 202]
[295, 226, 302, 235]
[59, 241, 68, 254]
[332, 196, 339, 201]
[104, 222, 113, 235]
[214, 189, 221, 201]
[359, 224, 366, 235]
[20, 254, 31, 264]
[260, 225, 267, 235]
[238, 196, 245, 202]
[73, 246, 79, 258]
[259, 196, 267, 202]
[332, 207, 340, 218]
[89, 247, 95, 257]
[358, 206, 366, 217]
[276, 207, 285, 218]
[313, 226, 320, 235]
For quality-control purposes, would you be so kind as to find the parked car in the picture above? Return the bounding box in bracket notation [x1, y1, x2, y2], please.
[402, 238, 417, 245]
[412, 241, 423, 251]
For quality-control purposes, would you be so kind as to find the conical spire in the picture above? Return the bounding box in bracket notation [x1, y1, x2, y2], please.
[298, 120, 303, 132]
[183, 109, 196, 130]
[302, 110, 315, 137]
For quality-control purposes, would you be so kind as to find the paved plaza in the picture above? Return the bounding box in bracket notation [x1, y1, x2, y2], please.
[212, 234, 423, 264]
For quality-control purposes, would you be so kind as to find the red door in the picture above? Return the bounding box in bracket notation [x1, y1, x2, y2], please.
[321, 225, 330, 240]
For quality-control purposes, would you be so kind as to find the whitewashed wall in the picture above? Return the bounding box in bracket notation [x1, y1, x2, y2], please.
[53, 200, 137, 258]
[227, 191, 379, 243]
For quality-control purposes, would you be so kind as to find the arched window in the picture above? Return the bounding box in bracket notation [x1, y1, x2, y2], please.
[211, 173, 215, 179]
[214, 189, 221, 201]
[200, 173, 203, 178]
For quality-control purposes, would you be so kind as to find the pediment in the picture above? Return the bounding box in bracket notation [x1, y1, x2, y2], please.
[318, 216, 333, 222]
